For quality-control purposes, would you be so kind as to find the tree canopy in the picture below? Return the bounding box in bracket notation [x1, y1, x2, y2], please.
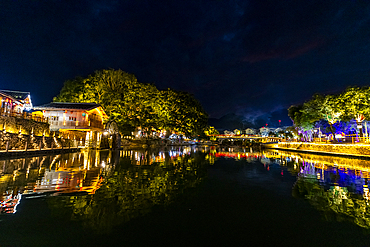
[54, 69, 209, 137]
[288, 86, 370, 141]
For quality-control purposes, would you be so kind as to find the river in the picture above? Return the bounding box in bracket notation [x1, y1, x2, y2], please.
[1, 146, 370, 246]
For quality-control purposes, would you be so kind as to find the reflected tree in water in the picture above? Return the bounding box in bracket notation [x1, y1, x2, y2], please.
[47, 151, 209, 232]
[293, 178, 370, 229]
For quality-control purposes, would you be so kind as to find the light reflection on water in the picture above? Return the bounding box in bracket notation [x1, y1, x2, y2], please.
[2, 146, 370, 234]
[0, 146, 209, 230]
[210, 147, 370, 229]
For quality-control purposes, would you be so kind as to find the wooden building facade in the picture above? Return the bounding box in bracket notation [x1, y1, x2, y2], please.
[33, 102, 108, 148]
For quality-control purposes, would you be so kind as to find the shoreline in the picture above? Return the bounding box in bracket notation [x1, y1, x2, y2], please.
[262, 142, 370, 159]
[0, 142, 211, 158]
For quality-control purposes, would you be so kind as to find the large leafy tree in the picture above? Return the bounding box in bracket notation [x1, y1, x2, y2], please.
[288, 85, 370, 142]
[318, 94, 343, 141]
[54, 69, 209, 136]
[53, 76, 85, 102]
[340, 86, 370, 137]
[288, 103, 317, 141]
[289, 93, 343, 142]
[340, 86, 370, 121]
[156, 89, 208, 137]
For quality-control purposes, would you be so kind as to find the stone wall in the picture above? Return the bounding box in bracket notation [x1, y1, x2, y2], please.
[0, 132, 75, 150]
[0, 116, 50, 136]
[277, 142, 370, 156]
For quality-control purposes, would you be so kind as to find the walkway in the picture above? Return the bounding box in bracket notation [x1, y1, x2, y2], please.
[262, 142, 370, 159]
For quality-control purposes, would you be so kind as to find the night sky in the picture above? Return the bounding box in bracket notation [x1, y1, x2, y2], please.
[2, 0, 370, 126]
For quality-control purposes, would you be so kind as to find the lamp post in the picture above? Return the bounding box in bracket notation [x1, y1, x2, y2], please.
[365, 121, 369, 143]
[358, 124, 363, 142]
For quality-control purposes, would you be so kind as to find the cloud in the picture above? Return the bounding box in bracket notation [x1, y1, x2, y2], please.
[3, 0, 370, 121]
[242, 38, 325, 62]
[237, 1, 340, 62]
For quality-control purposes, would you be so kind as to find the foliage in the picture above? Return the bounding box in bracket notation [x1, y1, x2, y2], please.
[293, 178, 370, 230]
[340, 86, 370, 122]
[288, 104, 315, 131]
[54, 69, 209, 136]
[47, 150, 209, 233]
[288, 104, 316, 141]
[287, 87, 370, 141]
[204, 126, 219, 140]
[156, 89, 208, 137]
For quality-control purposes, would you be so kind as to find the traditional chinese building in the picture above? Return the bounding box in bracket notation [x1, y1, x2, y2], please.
[0, 90, 32, 114]
[33, 102, 108, 148]
[259, 127, 270, 136]
[245, 128, 256, 135]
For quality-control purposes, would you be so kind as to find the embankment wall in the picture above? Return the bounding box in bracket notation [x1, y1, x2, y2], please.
[266, 142, 370, 156]
[0, 116, 50, 136]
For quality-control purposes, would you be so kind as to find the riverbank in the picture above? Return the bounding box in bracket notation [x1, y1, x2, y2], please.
[121, 138, 215, 148]
[262, 142, 370, 159]
[0, 140, 208, 158]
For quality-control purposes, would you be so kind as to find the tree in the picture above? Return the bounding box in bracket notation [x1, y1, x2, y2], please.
[320, 94, 343, 142]
[289, 93, 344, 142]
[300, 94, 342, 142]
[53, 76, 85, 102]
[340, 86, 370, 137]
[54, 69, 210, 137]
[204, 126, 219, 141]
[288, 104, 316, 141]
[155, 89, 208, 137]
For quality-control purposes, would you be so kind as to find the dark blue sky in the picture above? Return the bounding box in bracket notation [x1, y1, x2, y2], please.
[2, 0, 370, 125]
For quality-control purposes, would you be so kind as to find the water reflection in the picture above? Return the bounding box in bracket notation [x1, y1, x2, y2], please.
[209, 147, 370, 229]
[5, 146, 370, 233]
[0, 151, 117, 214]
[0, 146, 210, 233]
[47, 146, 209, 232]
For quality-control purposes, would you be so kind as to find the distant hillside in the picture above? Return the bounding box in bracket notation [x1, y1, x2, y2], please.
[208, 113, 248, 132]
[208, 109, 292, 132]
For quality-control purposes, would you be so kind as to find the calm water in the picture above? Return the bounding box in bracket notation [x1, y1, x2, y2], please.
[1, 147, 370, 246]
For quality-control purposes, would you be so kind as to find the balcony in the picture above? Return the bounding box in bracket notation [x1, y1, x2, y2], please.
[0, 107, 48, 123]
[49, 120, 104, 130]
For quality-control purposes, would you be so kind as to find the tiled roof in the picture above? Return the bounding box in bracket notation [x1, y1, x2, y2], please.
[0, 90, 30, 101]
[33, 102, 102, 110]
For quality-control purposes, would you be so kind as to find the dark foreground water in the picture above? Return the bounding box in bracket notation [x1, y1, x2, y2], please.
[1, 147, 370, 246]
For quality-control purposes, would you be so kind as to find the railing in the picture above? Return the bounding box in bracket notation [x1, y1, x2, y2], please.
[50, 120, 104, 129]
[0, 107, 48, 123]
[311, 135, 370, 144]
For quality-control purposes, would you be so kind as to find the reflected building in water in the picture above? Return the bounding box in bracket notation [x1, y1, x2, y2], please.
[119, 146, 196, 166]
[210, 147, 370, 229]
[7, 146, 370, 231]
[0, 147, 205, 215]
[34, 152, 108, 194]
[0, 151, 117, 213]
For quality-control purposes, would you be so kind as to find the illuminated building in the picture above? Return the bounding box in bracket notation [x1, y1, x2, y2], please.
[259, 127, 270, 136]
[0, 90, 33, 113]
[33, 102, 108, 148]
[0, 193, 21, 214]
[245, 128, 256, 135]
